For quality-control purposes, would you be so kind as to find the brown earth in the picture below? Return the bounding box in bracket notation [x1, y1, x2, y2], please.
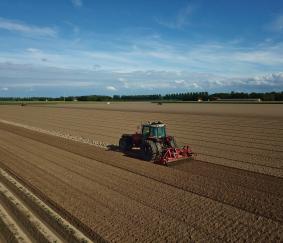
[0, 121, 282, 242]
[0, 103, 282, 241]
[0, 158, 94, 243]
[0, 103, 282, 177]
[36, 101, 283, 118]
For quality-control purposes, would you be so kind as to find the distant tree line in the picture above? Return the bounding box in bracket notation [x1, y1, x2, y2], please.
[0, 96, 64, 101]
[0, 95, 112, 102]
[113, 95, 162, 101]
[209, 91, 283, 101]
[75, 95, 112, 101]
[109, 91, 283, 101]
[163, 92, 209, 101]
[1, 91, 283, 102]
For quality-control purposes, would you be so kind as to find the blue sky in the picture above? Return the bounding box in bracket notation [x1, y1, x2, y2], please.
[0, 0, 283, 96]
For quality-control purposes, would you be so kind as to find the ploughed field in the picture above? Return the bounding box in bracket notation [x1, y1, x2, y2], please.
[0, 102, 282, 242]
[0, 102, 282, 177]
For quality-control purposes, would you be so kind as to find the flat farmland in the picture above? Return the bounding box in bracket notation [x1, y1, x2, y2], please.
[0, 102, 282, 242]
[0, 102, 282, 176]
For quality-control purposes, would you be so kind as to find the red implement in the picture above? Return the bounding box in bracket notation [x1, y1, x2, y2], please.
[157, 145, 193, 166]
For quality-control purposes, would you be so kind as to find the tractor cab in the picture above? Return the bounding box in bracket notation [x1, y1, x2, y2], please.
[142, 122, 166, 139]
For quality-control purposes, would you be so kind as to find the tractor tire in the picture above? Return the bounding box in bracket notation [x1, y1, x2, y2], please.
[142, 140, 158, 162]
[155, 142, 163, 161]
[119, 137, 132, 152]
[169, 137, 178, 148]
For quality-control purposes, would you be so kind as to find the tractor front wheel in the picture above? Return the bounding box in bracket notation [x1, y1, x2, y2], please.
[119, 137, 132, 152]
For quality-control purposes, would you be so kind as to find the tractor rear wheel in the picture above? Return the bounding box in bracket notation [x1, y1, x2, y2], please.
[142, 140, 158, 162]
[119, 137, 132, 152]
[155, 142, 163, 161]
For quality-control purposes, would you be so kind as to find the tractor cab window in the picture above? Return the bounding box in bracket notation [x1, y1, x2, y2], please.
[151, 127, 158, 137]
[150, 126, 166, 138]
[159, 126, 166, 137]
[142, 126, 150, 137]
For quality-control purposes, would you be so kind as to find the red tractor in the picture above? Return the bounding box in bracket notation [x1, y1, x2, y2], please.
[119, 121, 193, 165]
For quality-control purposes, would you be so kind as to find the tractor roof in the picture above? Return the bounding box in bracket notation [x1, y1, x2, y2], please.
[143, 121, 165, 127]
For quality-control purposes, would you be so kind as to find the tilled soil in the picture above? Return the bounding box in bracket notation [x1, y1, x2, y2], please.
[0, 164, 95, 243]
[0, 103, 282, 177]
[0, 122, 282, 242]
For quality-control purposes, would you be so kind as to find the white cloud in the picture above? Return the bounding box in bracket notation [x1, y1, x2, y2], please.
[192, 82, 202, 89]
[26, 48, 40, 53]
[1, 87, 8, 91]
[0, 18, 56, 37]
[233, 48, 283, 66]
[1, 36, 283, 78]
[174, 80, 185, 84]
[106, 86, 117, 91]
[118, 78, 130, 88]
[71, 0, 83, 8]
[0, 59, 282, 93]
[156, 3, 196, 29]
[0, 27, 282, 95]
[247, 73, 283, 85]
